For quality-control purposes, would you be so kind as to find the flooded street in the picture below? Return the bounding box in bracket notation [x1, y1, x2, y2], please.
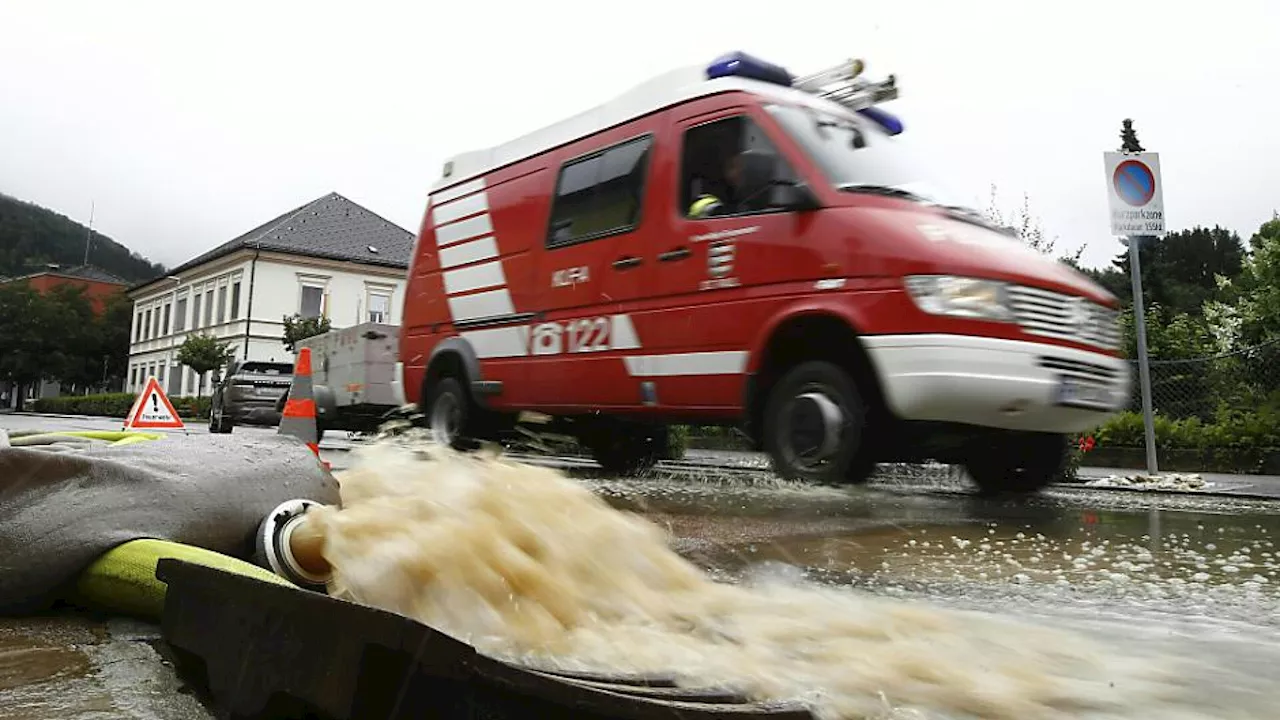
[589, 474, 1280, 718]
[4, 441, 1280, 719]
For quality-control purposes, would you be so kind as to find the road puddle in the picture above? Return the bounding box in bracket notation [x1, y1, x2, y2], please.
[0, 631, 91, 691]
[306, 440, 1280, 720]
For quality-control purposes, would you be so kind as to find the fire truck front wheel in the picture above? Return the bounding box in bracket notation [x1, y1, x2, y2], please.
[762, 361, 875, 485]
[962, 432, 1069, 496]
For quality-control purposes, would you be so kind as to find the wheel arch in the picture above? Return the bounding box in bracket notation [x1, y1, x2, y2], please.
[422, 336, 486, 410]
[743, 304, 889, 446]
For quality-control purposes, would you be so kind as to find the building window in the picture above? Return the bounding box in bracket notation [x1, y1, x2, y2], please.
[366, 289, 391, 324]
[300, 285, 325, 319]
[546, 134, 653, 248]
[162, 303, 172, 335]
[158, 364, 166, 384]
[174, 297, 187, 332]
[204, 290, 214, 326]
[130, 366, 138, 389]
[134, 313, 143, 342]
[152, 307, 161, 337]
[191, 294, 202, 330]
[144, 309, 152, 340]
[230, 282, 241, 320]
[217, 285, 228, 324]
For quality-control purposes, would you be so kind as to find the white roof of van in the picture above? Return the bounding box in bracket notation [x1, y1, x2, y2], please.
[431, 65, 867, 194]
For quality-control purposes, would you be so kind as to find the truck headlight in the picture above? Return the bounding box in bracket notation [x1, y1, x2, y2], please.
[903, 275, 1013, 322]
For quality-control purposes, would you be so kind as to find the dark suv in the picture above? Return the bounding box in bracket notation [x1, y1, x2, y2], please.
[208, 360, 294, 433]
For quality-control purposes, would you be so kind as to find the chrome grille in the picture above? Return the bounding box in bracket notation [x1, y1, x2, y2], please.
[1007, 285, 1121, 351]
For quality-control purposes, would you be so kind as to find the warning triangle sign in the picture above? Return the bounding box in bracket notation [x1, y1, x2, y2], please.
[123, 376, 186, 430]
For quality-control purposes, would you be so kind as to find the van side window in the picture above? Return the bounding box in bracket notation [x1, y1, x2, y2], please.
[547, 135, 653, 248]
[680, 115, 798, 218]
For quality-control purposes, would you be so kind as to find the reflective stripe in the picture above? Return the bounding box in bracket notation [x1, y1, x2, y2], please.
[689, 195, 722, 218]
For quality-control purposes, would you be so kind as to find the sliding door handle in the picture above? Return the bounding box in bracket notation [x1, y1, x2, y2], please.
[612, 256, 643, 270]
[658, 247, 691, 262]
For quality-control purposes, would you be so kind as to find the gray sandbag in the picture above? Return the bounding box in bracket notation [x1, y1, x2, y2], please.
[0, 433, 340, 615]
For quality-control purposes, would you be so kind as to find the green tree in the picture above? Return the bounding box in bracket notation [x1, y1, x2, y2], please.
[1110, 225, 1245, 317]
[1119, 118, 1145, 153]
[97, 293, 134, 390]
[281, 313, 331, 352]
[0, 284, 59, 410]
[176, 333, 235, 398]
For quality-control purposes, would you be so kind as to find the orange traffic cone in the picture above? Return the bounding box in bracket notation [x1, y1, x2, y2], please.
[278, 347, 327, 469]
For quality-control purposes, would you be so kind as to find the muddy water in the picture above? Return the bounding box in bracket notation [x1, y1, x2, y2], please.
[308, 441, 1280, 720]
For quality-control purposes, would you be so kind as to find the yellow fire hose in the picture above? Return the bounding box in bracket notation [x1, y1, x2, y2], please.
[73, 538, 299, 621]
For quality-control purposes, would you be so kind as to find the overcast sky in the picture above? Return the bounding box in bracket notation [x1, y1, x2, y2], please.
[2, 0, 1277, 271]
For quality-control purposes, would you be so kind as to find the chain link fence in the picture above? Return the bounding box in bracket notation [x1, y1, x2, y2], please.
[1126, 339, 1280, 421]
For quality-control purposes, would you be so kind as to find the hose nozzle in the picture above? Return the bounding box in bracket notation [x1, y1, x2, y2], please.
[254, 499, 332, 591]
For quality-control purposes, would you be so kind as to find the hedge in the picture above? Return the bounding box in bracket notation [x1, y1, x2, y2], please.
[31, 392, 212, 420]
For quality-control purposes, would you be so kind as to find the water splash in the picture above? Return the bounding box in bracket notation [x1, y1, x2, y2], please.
[307, 440, 1204, 720]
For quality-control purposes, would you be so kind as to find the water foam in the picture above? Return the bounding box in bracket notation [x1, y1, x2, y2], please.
[307, 440, 1200, 720]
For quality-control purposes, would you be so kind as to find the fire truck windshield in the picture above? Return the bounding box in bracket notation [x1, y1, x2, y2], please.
[765, 102, 964, 211]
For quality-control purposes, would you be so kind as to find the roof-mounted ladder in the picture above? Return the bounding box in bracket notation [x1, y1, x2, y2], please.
[791, 59, 899, 113]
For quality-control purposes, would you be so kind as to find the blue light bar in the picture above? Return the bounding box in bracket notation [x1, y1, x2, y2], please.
[858, 106, 904, 136]
[706, 52, 793, 87]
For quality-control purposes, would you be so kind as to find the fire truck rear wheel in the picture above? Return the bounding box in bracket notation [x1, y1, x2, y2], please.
[580, 421, 666, 476]
[762, 361, 872, 486]
[963, 432, 1068, 496]
[425, 377, 470, 450]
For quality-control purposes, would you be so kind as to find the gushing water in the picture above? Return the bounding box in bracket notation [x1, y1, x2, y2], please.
[306, 441, 1231, 720]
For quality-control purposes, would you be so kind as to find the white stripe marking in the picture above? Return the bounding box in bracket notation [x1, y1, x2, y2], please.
[438, 236, 498, 269]
[610, 314, 641, 350]
[432, 177, 486, 205]
[447, 288, 515, 322]
[443, 260, 506, 295]
[435, 214, 493, 247]
[461, 325, 530, 359]
[623, 351, 748, 377]
[431, 191, 489, 226]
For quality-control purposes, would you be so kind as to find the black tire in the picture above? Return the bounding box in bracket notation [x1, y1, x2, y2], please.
[762, 360, 875, 485]
[963, 432, 1069, 496]
[581, 422, 667, 476]
[424, 376, 471, 449]
[208, 402, 232, 434]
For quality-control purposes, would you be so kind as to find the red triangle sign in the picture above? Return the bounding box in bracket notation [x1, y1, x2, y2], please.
[124, 376, 186, 430]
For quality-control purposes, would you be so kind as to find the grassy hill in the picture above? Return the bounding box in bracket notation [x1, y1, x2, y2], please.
[0, 192, 165, 283]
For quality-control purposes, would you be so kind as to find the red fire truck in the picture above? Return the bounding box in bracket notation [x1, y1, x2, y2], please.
[328, 53, 1130, 493]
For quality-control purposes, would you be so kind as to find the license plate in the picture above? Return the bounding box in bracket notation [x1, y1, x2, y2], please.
[1055, 377, 1114, 410]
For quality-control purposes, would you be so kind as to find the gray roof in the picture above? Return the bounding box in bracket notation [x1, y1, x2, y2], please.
[133, 192, 414, 291]
[8, 264, 127, 285]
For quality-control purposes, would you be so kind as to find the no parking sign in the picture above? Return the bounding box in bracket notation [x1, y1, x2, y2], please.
[1103, 152, 1164, 236]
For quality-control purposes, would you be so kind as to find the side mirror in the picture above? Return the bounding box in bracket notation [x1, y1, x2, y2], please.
[772, 183, 821, 211]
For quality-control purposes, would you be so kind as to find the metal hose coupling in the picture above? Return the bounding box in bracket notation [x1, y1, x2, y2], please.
[254, 499, 333, 592]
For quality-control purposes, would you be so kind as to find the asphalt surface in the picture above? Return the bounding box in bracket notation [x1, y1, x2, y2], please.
[3, 412, 1280, 718]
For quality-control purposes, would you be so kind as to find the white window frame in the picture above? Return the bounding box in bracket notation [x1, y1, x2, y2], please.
[297, 273, 331, 319]
[365, 283, 394, 324]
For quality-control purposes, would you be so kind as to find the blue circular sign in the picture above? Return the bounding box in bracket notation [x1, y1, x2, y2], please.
[1113, 159, 1156, 207]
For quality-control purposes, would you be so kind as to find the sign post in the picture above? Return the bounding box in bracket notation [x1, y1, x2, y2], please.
[1103, 151, 1163, 474]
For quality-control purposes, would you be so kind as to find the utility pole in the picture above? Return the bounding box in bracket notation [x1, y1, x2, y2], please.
[83, 201, 95, 266]
[1108, 119, 1160, 474]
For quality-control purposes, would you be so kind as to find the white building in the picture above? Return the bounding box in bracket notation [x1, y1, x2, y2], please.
[125, 192, 414, 397]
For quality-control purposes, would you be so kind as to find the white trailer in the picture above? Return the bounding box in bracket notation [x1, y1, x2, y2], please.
[287, 322, 407, 435]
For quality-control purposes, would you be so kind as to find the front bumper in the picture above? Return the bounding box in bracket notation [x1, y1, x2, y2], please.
[862, 333, 1131, 434]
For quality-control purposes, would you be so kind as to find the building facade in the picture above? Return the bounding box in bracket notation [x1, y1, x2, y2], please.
[125, 192, 414, 397]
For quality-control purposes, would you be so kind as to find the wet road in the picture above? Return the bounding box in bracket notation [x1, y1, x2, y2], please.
[3, 416, 1280, 717]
